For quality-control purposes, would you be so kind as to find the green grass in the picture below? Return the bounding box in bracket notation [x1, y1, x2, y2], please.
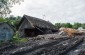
[0, 31, 28, 46]
[12, 37, 28, 43]
[11, 31, 28, 43]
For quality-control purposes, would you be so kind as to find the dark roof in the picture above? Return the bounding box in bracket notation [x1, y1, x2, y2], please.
[0, 22, 15, 31]
[19, 15, 57, 30]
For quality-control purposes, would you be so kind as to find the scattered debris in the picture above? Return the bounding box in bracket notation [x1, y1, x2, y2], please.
[59, 27, 84, 37]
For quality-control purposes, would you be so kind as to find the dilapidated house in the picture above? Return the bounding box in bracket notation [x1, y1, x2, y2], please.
[0, 22, 14, 41]
[18, 15, 58, 37]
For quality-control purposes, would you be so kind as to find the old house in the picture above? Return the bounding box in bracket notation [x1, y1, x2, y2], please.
[18, 15, 58, 37]
[0, 22, 14, 41]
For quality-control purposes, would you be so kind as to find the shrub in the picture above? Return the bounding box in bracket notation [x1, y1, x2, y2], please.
[11, 31, 28, 43]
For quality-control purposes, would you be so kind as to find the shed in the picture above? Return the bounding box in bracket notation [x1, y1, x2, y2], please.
[18, 15, 58, 37]
[0, 22, 14, 41]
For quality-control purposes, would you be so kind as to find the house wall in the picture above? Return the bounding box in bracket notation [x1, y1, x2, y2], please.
[19, 18, 33, 29]
[19, 18, 35, 37]
[0, 23, 14, 41]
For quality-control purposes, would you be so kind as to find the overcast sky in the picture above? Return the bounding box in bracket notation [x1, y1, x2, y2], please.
[10, 0, 85, 24]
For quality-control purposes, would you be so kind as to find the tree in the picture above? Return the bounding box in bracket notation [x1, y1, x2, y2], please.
[55, 23, 61, 29]
[55, 23, 72, 29]
[5, 15, 21, 30]
[72, 23, 81, 29]
[0, 0, 24, 17]
[64, 23, 72, 28]
[81, 23, 85, 29]
[0, 17, 6, 22]
[60, 23, 66, 27]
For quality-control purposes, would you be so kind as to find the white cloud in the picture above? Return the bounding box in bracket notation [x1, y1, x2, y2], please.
[10, 0, 85, 24]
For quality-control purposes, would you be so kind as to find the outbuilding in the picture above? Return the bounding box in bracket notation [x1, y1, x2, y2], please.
[0, 22, 14, 41]
[18, 15, 58, 37]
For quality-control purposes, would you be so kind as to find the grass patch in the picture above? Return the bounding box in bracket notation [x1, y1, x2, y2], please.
[0, 31, 28, 46]
[11, 31, 28, 43]
[12, 37, 28, 43]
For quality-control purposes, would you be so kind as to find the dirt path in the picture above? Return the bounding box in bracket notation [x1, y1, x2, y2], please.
[0, 34, 84, 55]
[66, 37, 85, 55]
[0, 37, 69, 55]
[25, 37, 83, 55]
